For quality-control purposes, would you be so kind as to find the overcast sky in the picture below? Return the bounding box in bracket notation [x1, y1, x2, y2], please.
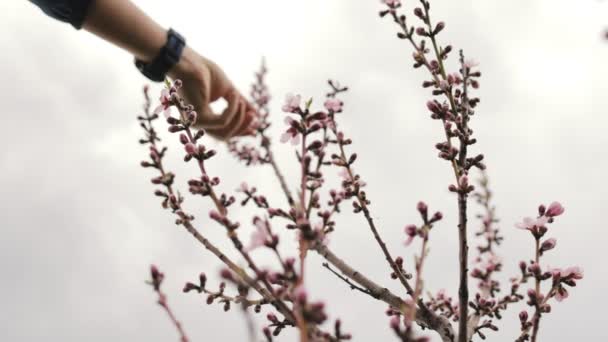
[1, 1, 607, 341]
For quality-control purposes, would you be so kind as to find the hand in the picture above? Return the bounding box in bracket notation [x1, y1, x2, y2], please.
[168, 47, 258, 140]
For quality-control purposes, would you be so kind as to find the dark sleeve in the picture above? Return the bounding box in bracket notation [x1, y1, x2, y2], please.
[29, 0, 94, 29]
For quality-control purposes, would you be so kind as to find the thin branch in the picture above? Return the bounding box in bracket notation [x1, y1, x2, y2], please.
[138, 87, 296, 326]
[148, 266, 190, 342]
[322, 262, 377, 298]
[313, 243, 455, 342]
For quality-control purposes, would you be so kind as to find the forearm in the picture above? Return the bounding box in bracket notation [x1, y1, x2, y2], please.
[82, 0, 166, 62]
[31, 0, 255, 139]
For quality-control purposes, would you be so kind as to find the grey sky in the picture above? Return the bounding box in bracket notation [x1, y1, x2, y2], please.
[1, 0, 607, 341]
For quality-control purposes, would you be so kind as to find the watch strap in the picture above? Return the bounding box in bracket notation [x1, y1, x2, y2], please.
[135, 28, 185, 82]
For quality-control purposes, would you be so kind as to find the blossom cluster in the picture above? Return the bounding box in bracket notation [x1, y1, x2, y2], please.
[134, 1, 584, 341]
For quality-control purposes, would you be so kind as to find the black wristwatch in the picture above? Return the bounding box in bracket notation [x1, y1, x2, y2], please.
[135, 28, 186, 82]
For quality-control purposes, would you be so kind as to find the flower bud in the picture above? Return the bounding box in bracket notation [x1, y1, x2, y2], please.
[519, 310, 528, 323]
[183, 282, 199, 293]
[220, 268, 233, 281]
[416, 27, 427, 36]
[434, 21, 445, 34]
[430, 211, 443, 222]
[546, 201, 565, 217]
[187, 110, 197, 123]
[185, 143, 196, 155]
[417, 201, 428, 216]
[540, 238, 557, 253]
[199, 273, 207, 288]
[404, 224, 417, 237]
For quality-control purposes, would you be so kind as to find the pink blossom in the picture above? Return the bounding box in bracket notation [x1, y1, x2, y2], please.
[448, 72, 462, 85]
[184, 143, 196, 155]
[280, 116, 301, 145]
[484, 229, 496, 240]
[555, 287, 569, 302]
[515, 216, 549, 231]
[562, 266, 584, 280]
[153, 88, 172, 118]
[310, 222, 330, 246]
[338, 168, 351, 181]
[550, 266, 584, 281]
[436, 289, 447, 300]
[464, 59, 479, 69]
[280, 131, 300, 145]
[338, 168, 366, 188]
[546, 201, 565, 217]
[249, 150, 261, 164]
[479, 252, 502, 272]
[458, 175, 469, 189]
[282, 93, 301, 113]
[293, 284, 308, 304]
[540, 237, 557, 252]
[404, 224, 417, 246]
[237, 182, 249, 193]
[381, 0, 401, 6]
[209, 210, 224, 222]
[324, 98, 343, 112]
[247, 217, 270, 251]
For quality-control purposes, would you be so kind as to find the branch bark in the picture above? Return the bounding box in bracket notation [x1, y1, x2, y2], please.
[312, 243, 455, 342]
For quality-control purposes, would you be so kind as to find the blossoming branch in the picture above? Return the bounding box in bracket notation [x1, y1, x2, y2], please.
[136, 1, 584, 341]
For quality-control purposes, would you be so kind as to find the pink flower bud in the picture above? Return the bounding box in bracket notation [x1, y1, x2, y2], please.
[555, 287, 569, 302]
[416, 27, 427, 36]
[434, 21, 445, 34]
[538, 204, 546, 216]
[545, 201, 565, 217]
[285, 257, 296, 267]
[220, 268, 233, 281]
[417, 201, 428, 216]
[183, 282, 199, 293]
[426, 100, 440, 113]
[519, 310, 528, 322]
[324, 98, 343, 112]
[209, 210, 223, 221]
[404, 224, 417, 237]
[540, 238, 557, 253]
[199, 273, 207, 288]
[395, 256, 403, 266]
[267, 313, 278, 323]
[528, 262, 541, 274]
[185, 143, 196, 155]
[295, 285, 308, 304]
[471, 268, 482, 278]
[431, 211, 443, 222]
[382, 0, 401, 6]
[187, 110, 197, 123]
[263, 327, 271, 338]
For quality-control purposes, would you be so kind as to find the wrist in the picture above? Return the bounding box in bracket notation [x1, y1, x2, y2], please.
[135, 28, 185, 82]
[168, 46, 198, 80]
